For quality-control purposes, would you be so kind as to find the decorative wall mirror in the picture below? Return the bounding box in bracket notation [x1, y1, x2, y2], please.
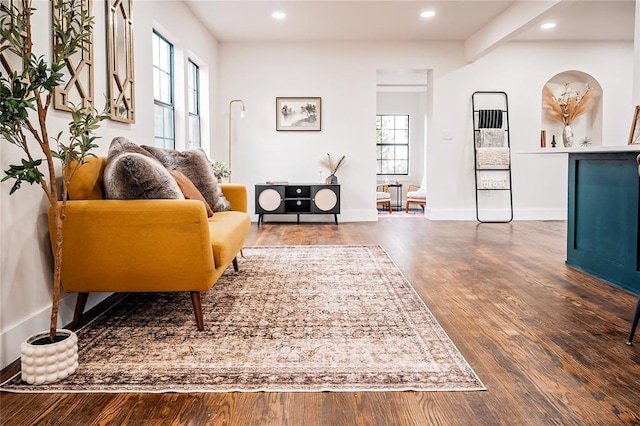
[106, 0, 135, 123]
[53, 0, 94, 111]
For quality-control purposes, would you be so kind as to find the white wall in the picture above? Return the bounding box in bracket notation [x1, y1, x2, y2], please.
[634, 0, 640, 105]
[218, 40, 634, 222]
[218, 42, 382, 223]
[433, 41, 634, 220]
[0, 0, 219, 369]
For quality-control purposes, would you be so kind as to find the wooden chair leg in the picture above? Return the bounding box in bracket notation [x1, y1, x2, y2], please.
[232, 256, 239, 272]
[69, 292, 89, 329]
[406, 200, 426, 213]
[626, 297, 640, 346]
[191, 291, 204, 331]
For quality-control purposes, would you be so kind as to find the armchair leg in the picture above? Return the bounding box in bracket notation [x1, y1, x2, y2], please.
[233, 256, 239, 272]
[69, 292, 89, 330]
[191, 291, 204, 331]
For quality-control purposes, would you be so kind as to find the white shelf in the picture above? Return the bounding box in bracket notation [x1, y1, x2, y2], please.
[519, 145, 640, 154]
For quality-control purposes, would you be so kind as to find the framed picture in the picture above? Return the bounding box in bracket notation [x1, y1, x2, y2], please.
[276, 97, 321, 131]
[629, 105, 640, 145]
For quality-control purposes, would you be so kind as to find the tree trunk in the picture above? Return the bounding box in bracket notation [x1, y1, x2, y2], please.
[49, 203, 63, 341]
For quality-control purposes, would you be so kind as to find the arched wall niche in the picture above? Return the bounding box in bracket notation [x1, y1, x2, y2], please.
[541, 70, 603, 147]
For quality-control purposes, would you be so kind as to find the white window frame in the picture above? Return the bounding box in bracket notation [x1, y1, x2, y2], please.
[153, 30, 175, 149]
[376, 114, 409, 175]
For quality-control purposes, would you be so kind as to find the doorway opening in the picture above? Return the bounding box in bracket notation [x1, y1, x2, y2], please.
[376, 69, 429, 217]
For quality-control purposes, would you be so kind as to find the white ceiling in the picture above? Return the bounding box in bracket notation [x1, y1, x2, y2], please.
[183, 0, 635, 45]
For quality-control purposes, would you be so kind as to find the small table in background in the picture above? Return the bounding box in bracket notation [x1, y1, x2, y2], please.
[387, 183, 403, 211]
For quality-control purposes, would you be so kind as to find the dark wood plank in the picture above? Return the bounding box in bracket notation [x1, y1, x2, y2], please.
[1, 220, 639, 425]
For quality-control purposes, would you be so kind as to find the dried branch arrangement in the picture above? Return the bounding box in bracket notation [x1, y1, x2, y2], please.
[321, 153, 346, 175]
[543, 83, 598, 125]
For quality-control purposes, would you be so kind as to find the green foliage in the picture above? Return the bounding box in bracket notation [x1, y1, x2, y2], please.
[53, 1, 93, 53]
[0, 72, 35, 142]
[52, 101, 110, 166]
[0, 0, 108, 340]
[0, 1, 29, 58]
[0, 0, 107, 195]
[1, 159, 44, 194]
[27, 54, 65, 93]
[211, 160, 231, 179]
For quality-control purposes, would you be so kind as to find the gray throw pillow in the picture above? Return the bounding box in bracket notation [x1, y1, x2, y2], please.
[141, 145, 220, 211]
[107, 136, 157, 159]
[214, 187, 232, 212]
[103, 138, 184, 200]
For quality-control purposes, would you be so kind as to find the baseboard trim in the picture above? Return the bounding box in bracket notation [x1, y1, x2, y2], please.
[0, 292, 112, 370]
[426, 208, 567, 221]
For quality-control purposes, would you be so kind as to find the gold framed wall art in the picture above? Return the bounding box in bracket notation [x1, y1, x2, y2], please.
[53, 0, 94, 111]
[628, 105, 640, 145]
[106, 0, 135, 123]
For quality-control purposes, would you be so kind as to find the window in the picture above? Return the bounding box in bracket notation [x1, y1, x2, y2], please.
[376, 114, 409, 175]
[153, 31, 174, 149]
[187, 60, 201, 148]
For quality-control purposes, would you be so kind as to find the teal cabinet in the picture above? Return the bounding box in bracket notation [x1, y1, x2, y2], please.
[567, 151, 640, 294]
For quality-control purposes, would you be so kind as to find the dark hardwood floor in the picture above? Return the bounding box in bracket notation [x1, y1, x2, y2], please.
[2, 219, 639, 425]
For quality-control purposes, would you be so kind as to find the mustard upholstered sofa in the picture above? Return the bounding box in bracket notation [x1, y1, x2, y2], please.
[48, 156, 251, 331]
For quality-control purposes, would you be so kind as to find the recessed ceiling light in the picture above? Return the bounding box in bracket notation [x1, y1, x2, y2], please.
[541, 22, 556, 30]
[420, 10, 436, 19]
[272, 11, 286, 20]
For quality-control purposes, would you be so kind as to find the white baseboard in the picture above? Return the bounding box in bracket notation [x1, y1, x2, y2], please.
[250, 208, 567, 223]
[425, 208, 476, 221]
[0, 292, 109, 370]
[513, 208, 567, 221]
[426, 207, 566, 221]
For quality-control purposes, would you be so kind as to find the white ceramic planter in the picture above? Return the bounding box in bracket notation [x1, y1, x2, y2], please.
[20, 329, 78, 385]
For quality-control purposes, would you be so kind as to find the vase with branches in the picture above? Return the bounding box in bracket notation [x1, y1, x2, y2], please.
[1, 0, 109, 365]
[320, 153, 345, 184]
[543, 83, 598, 147]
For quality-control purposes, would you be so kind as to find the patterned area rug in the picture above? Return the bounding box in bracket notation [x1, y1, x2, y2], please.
[1, 245, 485, 393]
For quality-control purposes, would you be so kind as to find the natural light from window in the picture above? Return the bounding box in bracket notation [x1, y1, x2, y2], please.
[188, 60, 201, 149]
[153, 31, 175, 149]
[376, 114, 409, 175]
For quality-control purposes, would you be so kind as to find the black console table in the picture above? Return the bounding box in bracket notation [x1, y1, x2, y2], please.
[255, 183, 340, 226]
[387, 183, 403, 211]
